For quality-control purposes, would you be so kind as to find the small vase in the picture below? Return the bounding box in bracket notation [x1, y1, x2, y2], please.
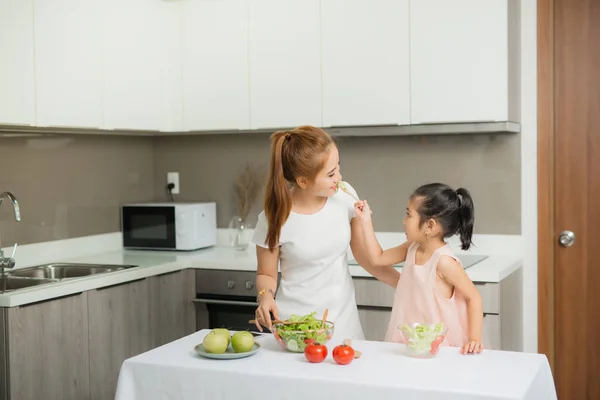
[228, 216, 251, 251]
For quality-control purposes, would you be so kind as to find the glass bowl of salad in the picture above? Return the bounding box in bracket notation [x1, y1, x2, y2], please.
[398, 322, 448, 358]
[272, 312, 334, 353]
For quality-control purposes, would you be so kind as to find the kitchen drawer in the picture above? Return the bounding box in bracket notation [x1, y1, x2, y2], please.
[355, 278, 499, 314]
[483, 313, 500, 350]
[475, 282, 499, 314]
[353, 278, 396, 307]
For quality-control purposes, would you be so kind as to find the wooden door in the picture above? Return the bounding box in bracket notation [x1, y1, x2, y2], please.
[538, 0, 600, 399]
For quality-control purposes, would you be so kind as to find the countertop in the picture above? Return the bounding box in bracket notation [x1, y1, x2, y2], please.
[0, 245, 522, 307]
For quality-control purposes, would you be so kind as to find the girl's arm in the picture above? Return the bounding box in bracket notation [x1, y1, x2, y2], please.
[354, 200, 410, 267]
[437, 255, 484, 354]
[350, 218, 400, 288]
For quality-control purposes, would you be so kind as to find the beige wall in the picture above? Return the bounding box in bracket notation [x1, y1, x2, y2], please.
[0, 131, 520, 247]
[154, 132, 521, 234]
[0, 134, 155, 246]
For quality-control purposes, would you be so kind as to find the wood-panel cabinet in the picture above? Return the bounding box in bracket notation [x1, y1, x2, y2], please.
[3, 293, 90, 400]
[0, 270, 196, 400]
[358, 307, 392, 342]
[88, 279, 151, 400]
[148, 270, 197, 348]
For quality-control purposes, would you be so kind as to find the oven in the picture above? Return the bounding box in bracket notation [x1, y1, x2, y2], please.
[193, 269, 279, 335]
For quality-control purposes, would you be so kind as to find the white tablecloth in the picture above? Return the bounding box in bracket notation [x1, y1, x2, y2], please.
[115, 330, 557, 400]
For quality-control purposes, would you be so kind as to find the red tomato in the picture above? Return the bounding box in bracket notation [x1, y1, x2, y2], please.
[332, 344, 355, 365]
[304, 342, 328, 363]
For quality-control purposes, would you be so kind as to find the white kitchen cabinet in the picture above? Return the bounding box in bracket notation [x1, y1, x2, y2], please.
[34, 0, 103, 128]
[0, 0, 35, 126]
[410, 0, 517, 124]
[182, 0, 250, 131]
[321, 0, 410, 127]
[248, 0, 322, 129]
[102, 0, 182, 132]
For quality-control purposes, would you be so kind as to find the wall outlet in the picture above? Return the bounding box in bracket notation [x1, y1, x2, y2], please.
[167, 172, 180, 194]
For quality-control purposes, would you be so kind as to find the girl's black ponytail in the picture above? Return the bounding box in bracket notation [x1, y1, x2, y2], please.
[455, 188, 474, 250]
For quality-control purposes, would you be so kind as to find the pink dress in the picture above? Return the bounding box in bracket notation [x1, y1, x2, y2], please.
[385, 242, 472, 348]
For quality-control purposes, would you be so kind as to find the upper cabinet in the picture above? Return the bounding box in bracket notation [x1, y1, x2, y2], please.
[182, 0, 250, 131]
[102, 0, 182, 132]
[34, 0, 103, 128]
[409, 0, 518, 124]
[248, 0, 322, 129]
[0, 0, 519, 134]
[0, 0, 36, 126]
[321, 0, 410, 127]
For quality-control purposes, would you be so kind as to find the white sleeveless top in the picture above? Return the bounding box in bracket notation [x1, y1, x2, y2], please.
[252, 183, 365, 341]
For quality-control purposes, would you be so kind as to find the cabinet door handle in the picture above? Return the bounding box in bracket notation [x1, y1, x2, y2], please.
[96, 278, 146, 291]
[192, 299, 258, 307]
[19, 291, 83, 307]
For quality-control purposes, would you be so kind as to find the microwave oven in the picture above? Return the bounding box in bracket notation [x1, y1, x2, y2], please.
[121, 202, 217, 251]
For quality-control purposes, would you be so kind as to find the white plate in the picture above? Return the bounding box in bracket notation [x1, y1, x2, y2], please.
[193, 343, 261, 360]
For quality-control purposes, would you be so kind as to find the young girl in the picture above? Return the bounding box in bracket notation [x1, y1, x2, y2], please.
[354, 183, 485, 354]
[251, 126, 398, 341]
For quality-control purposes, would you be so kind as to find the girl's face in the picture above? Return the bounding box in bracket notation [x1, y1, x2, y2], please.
[403, 198, 427, 243]
[305, 145, 342, 197]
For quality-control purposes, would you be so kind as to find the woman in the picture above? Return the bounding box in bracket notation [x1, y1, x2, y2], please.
[251, 126, 398, 341]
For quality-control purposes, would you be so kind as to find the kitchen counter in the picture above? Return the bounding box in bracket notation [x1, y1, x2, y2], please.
[115, 329, 556, 400]
[0, 245, 522, 307]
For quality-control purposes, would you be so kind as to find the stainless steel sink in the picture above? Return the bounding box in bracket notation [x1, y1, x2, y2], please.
[0, 276, 57, 292]
[7, 263, 138, 279]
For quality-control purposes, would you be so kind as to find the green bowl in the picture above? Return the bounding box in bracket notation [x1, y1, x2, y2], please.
[272, 321, 334, 353]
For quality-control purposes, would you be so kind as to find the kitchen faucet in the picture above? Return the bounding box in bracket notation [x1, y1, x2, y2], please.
[0, 192, 21, 272]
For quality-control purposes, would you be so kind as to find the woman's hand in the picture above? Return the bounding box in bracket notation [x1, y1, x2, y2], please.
[461, 340, 484, 354]
[354, 200, 372, 222]
[254, 292, 279, 332]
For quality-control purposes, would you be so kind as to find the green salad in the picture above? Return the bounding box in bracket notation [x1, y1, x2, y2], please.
[400, 323, 446, 354]
[275, 312, 328, 352]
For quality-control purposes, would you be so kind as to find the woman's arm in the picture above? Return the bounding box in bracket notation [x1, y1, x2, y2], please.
[437, 255, 484, 354]
[350, 218, 400, 288]
[254, 245, 280, 331]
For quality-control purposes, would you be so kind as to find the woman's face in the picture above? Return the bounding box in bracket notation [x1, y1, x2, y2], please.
[307, 145, 342, 197]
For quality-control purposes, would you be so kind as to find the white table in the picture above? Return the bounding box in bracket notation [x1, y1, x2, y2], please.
[115, 329, 557, 400]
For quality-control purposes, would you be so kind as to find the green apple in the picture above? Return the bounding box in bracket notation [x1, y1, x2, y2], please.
[231, 331, 255, 353]
[212, 328, 231, 346]
[202, 331, 228, 354]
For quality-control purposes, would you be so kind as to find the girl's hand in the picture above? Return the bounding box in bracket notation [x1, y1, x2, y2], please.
[254, 293, 279, 332]
[354, 200, 372, 222]
[461, 340, 484, 354]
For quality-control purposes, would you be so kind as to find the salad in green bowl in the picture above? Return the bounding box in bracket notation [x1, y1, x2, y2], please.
[272, 312, 334, 353]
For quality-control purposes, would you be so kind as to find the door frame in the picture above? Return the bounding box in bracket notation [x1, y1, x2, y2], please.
[537, 0, 555, 370]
